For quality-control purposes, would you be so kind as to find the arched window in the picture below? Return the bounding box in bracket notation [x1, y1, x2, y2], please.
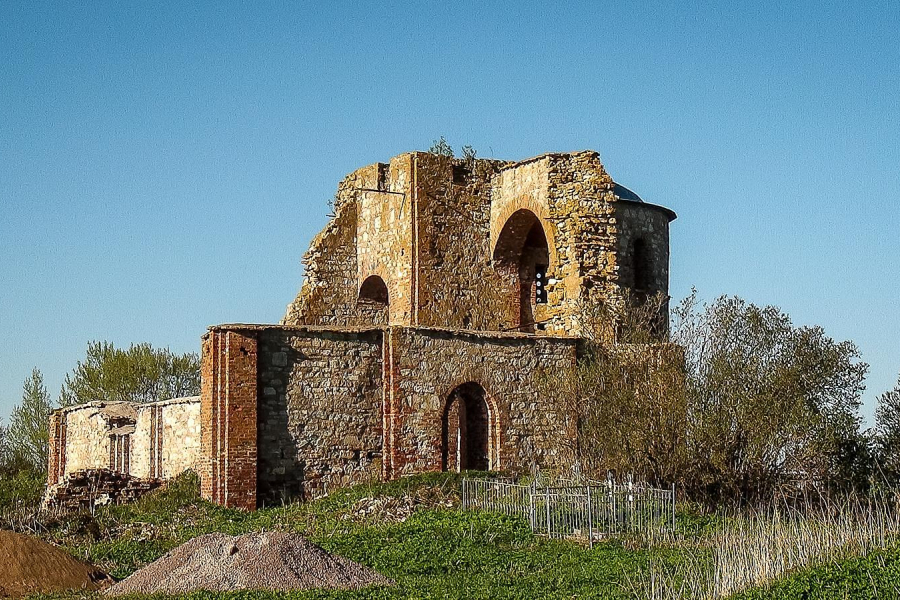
[633, 238, 651, 292]
[358, 275, 389, 306]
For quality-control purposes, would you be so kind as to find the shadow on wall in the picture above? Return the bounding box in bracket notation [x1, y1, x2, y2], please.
[256, 332, 384, 506]
[258, 343, 304, 505]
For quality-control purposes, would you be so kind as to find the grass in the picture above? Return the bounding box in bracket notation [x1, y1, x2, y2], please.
[637, 501, 900, 599]
[20, 471, 695, 599]
[10, 471, 900, 599]
[730, 546, 900, 599]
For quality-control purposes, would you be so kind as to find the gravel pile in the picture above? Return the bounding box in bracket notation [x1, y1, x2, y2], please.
[105, 532, 393, 595]
[0, 530, 111, 598]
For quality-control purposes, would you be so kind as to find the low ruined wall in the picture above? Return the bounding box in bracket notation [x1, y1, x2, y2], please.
[47, 397, 201, 487]
[44, 469, 164, 511]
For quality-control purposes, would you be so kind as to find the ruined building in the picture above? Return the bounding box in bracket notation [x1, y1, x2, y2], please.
[47, 150, 675, 510]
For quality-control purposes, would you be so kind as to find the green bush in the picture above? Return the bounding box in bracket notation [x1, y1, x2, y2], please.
[0, 467, 44, 513]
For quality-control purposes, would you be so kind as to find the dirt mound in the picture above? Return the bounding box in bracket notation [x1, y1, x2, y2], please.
[0, 530, 111, 598]
[105, 531, 392, 595]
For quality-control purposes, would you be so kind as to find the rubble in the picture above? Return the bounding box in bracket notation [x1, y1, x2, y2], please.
[43, 469, 164, 512]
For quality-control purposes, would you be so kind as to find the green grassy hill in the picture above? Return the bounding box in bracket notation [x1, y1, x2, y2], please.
[12, 472, 900, 599]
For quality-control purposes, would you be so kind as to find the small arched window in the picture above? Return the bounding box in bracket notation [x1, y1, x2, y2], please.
[633, 238, 651, 292]
[358, 275, 389, 306]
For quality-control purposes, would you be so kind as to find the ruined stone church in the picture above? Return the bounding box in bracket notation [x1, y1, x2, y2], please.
[47, 150, 675, 510]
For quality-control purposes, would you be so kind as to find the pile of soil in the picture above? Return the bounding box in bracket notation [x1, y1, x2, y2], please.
[105, 532, 393, 595]
[0, 530, 111, 598]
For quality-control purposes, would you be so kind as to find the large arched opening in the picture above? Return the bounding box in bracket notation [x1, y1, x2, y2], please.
[441, 382, 495, 472]
[492, 209, 550, 332]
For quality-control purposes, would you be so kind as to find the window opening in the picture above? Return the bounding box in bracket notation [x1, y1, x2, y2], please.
[633, 238, 650, 291]
[535, 264, 548, 304]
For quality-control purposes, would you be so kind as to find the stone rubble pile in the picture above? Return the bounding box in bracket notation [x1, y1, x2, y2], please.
[344, 491, 456, 524]
[43, 469, 164, 511]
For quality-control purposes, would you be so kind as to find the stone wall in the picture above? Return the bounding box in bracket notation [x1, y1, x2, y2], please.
[283, 150, 675, 338]
[356, 156, 414, 325]
[200, 324, 581, 508]
[256, 326, 384, 503]
[46, 397, 200, 488]
[413, 154, 511, 330]
[615, 200, 672, 296]
[383, 327, 580, 479]
[282, 169, 368, 327]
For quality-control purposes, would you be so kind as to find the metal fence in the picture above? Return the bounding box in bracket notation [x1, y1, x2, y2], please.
[462, 477, 675, 544]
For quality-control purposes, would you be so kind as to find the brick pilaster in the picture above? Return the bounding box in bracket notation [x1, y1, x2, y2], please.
[200, 328, 258, 510]
[47, 412, 61, 487]
[382, 327, 415, 480]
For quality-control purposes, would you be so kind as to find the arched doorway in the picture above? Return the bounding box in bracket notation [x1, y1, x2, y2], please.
[492, 209, 550, 332]
[442, 382, 493, 472]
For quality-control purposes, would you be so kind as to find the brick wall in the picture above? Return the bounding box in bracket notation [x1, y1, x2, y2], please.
[47, 412, 63, 487]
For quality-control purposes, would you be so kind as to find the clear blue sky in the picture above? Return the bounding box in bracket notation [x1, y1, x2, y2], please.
[1, 1, 898, 425]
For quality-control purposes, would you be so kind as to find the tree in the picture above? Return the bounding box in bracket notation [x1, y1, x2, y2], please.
[542, 291, 686, 485]
[7, 369, 54, 472]
[0, 417, 7, 469]
[59, 341, 200, 406]
[547, 290, 870, 506]
[874, 374, 900, 483]
[674, 293, 869, 504]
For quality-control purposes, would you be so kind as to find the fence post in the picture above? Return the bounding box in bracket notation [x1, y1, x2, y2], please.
[462, 479, 466, 511]
[545, 484, 551, 538]
[610, 480, 617, 534]
[529, 481, 535, 532]
[671, 482, 676, 532]
[586, 483, 593, 549]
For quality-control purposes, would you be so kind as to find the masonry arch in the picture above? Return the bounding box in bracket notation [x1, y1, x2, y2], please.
[441, 382, 498, 472]
[357, 274, 389, 325]
[358, 275, 389, 305]
[492, 209, 552, 332]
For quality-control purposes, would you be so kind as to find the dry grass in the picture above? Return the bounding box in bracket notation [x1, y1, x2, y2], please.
[632, 500, 900, 599]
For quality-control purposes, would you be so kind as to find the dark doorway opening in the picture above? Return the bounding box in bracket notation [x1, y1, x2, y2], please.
[442, 382, 491, 472]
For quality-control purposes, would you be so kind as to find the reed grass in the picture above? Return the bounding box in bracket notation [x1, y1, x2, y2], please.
[633, 499, 900, 599]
